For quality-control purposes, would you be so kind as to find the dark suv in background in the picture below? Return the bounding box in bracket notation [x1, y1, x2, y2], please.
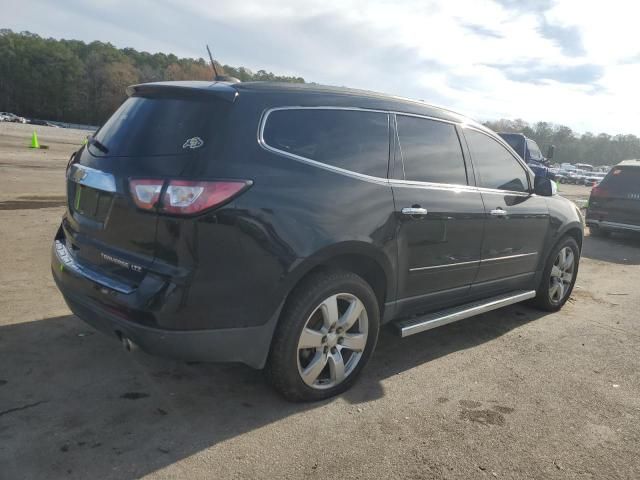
[52, 81, 583, 401]
[498, 132, 554, 180]
[586, 160, 640, 236]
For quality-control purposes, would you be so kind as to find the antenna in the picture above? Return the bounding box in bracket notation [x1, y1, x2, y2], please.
[206, 44, 219, 78]
[205, 45, 241, 83]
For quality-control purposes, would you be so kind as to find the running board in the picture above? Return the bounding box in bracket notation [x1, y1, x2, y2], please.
[395, 290, 536, 338]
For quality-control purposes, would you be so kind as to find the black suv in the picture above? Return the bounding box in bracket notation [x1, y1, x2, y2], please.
[586, 160, 640, 236]
[52, 81, 583, 401]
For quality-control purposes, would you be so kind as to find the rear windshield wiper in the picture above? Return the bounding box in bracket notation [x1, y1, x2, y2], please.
[87, 135, 109, 154]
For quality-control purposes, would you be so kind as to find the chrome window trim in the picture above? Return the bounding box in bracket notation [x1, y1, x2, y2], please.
[258, 106, 460, 186]
[257, 106, 533, 197]
[389, 179, 478, 194]
[67, 164, 117, 193]
[409, 252, 537, 272]
[258, 106, 391, 186]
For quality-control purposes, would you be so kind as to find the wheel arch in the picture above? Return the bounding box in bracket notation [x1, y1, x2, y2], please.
[534, 221, 583, 288]
[558, 222, 584, 251]
[280, 241, 395, 319]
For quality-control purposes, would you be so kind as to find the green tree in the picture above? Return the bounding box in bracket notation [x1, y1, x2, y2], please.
[0, 29, 306, 125]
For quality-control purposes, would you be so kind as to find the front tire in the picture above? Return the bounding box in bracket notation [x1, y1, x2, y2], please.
[266, 270, 380, 402]
[532, 236, 580, 311]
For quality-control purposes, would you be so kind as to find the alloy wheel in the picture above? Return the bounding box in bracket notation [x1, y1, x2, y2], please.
[297, 293, 368, 390]
[549, 246, 575, 304]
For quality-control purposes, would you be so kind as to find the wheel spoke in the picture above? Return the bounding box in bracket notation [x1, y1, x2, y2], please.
[340, 333, 366, 352]
[549, 282, 561, 300]
[551, 265, 562, 278]
[557, 281, 565, 300]
[339, 298, 364, 330]
[298, 328, 324, 349]
[301, 351, 328, 385]
[561, 272, 573, 284]
[557, 248, 567, 269]
[327, 350, 345, 384]
[297, 291, 370, 390]
[320, 295, 340, 329]
[564, 250, 574, 271]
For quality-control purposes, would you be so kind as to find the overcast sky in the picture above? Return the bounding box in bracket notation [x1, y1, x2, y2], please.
[5, 0, 640, 135]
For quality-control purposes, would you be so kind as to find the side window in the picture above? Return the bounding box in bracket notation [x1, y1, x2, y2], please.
[465, 130, 529, 192]
[262, 109, 389, 177]
[396, 115, 467, 185]
[526, 139, 543, 161]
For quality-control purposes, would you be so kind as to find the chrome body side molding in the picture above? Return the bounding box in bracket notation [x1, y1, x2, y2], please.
[409, 252, 537, 273]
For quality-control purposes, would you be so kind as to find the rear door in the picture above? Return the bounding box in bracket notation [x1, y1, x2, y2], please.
[62, 92, 232, 286]
[590, 166, 640, 226]
[462, 128, 550, 297]
[391, 115, 485, 316]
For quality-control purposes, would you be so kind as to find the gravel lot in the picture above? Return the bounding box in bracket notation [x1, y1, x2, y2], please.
[1, 123, 639, 479]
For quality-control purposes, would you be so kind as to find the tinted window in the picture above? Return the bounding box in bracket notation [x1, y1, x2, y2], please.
[600, 167, 640, 193]
[465, 130, 529, 192]
[526, 139, 543, 161]
[396, 115, 467, 185]
[263, 109, 389, 177]
[93, 96, 230, 157]
[499, 134, 524, 155]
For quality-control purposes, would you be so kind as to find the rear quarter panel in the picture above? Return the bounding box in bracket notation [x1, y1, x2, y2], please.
[173, 94, 397, 329]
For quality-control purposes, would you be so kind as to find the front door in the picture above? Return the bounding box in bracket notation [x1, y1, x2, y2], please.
[462, 128, 550, 297]
[392, 115, 485, 317]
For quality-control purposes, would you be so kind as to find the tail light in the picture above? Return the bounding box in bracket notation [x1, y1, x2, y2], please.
[129, 179, 251, 215]
[130, 179, 164, 210]
[590, 185, 608, 198]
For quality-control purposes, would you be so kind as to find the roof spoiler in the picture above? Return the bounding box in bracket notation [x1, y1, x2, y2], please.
[126, 82, 239, 102]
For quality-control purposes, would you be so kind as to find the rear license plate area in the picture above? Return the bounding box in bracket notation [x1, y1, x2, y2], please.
[72, 184, 113, 222]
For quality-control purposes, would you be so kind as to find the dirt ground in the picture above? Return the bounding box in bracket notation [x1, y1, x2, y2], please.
[1, 122, 639, 479]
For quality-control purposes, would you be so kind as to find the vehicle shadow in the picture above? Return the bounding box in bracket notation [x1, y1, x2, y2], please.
[1, 305, 545, 479]
[581, 230, 640, 265]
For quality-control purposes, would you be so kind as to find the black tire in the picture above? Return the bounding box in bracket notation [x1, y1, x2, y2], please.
[532, 236, 580, 312]
[266, 270, 380, 402]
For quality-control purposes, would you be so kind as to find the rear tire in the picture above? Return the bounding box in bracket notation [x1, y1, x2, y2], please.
[266, 270, 380, 402]
[532, 236, 580, 312]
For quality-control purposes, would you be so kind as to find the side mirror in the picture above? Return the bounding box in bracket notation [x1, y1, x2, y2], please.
[534, 175, 557, 196]
[546, 145, 555, 159]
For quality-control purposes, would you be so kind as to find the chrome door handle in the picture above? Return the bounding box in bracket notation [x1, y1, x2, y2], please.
[402, 207, 428, 216]
[490, 208, 508, 217]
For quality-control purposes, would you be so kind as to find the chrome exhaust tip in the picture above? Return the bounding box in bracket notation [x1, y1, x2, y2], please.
[120, 335, 138, 352]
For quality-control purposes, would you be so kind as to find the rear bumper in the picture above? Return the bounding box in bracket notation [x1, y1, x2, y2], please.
[586, 219, 640, 233]
[52, 239, 280, 369]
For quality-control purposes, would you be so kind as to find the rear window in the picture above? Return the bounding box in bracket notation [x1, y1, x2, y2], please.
[92, 96, 230, 157]
[262, 109, 390, 177]
[600, 167, 640, 192]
